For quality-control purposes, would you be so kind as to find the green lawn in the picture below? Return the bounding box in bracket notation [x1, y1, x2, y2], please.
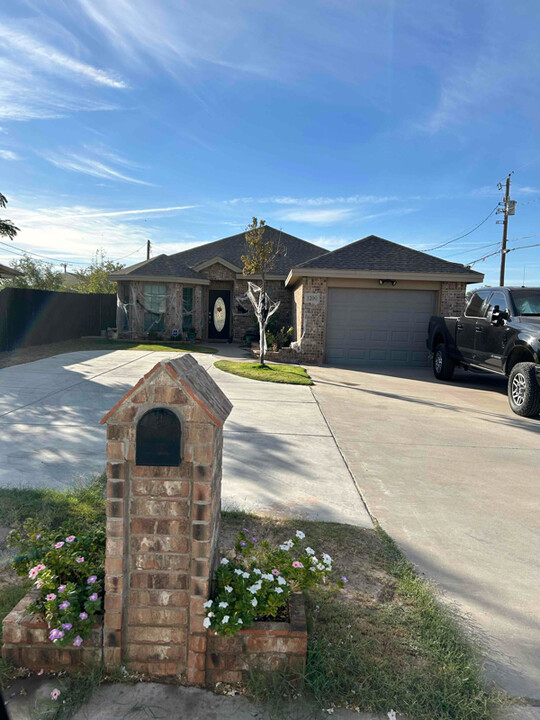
[214, 360, 312, 385]
[0, 338, 216, 369]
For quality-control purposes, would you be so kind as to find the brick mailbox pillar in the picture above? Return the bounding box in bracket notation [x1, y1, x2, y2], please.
[100, 355, 232, 683]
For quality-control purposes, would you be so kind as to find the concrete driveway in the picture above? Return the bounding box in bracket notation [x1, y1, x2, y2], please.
[0, 349, 370, 528]
[309, 364, 540, 699]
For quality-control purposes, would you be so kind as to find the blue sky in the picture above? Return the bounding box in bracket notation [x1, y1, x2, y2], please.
[1, 0, 540, 287]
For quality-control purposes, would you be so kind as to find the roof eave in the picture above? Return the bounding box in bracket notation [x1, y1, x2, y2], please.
[108, 274, 210, 285]
[285, 268, 484, 286]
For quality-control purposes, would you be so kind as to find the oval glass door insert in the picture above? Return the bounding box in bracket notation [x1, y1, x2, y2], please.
[213, 297, 226, 332]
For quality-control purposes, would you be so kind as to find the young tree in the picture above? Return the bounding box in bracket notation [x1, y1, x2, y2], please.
[75, 250, 124, 294]
[241, 218, 285, 366]
[0, 192, 19, 240]
[0, 254, 66, 290]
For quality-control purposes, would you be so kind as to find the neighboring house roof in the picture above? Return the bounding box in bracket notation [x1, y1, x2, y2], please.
[109, 227, 327, 282]
[0, 263, 23, 279]
[287, 235, 484, 284]
[61, 272, 81, 288]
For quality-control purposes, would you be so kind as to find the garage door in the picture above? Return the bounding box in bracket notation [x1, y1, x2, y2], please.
[325, 288, 436, 366]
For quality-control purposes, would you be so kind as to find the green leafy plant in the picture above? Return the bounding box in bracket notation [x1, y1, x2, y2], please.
[204, 529, 343, 636]
[8, 522, 105, 648]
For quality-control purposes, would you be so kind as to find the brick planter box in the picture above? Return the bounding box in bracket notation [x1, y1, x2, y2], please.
[205, 593, 307, 685]
[2, 592, 102, 671]
[250, 344, 301, 364]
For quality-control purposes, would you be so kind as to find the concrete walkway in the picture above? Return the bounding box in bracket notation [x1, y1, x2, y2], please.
[0, 348, 371, 528]
[309, 364, 540, 700]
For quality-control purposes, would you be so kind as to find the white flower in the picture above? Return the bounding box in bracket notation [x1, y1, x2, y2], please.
[237, 618, 243, 625]
[277, 575, 287, 586]
[251, 598, 257, 607]
[203, 600, 213, 608]
[322, 553, 332, 566]
[280, 539, 294, 551]
[203, 617, 211, 628]
[222, 615, 229, 624]
[218, 601, 228, 608]
[208, 612, 215, 617]
[253, 569, 262, 575]
[225, 585, 233, 593]
[317, 563, 325, 571]
[248, 585, 258, 594]
[310, 567, 316, 572]
[242, 572, 250, 579]
[275, 587, 283, 594]
[310, 556, 318, 564]
[234, 569, 243, 575]
[306, 547, 315, 555]
[296, 530, 305, 539]
[262, 573, 274, 581]
[220, 558, 229, 565]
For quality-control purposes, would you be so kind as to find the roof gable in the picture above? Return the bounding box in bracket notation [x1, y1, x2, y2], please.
[295, 235, 481, 277]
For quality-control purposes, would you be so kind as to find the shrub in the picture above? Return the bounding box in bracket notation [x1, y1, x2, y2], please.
[204, 529, 342, 636]
[8, 521, 105, 648]
[266, 324, 293, 351]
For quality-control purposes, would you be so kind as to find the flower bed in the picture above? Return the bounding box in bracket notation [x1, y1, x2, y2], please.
[205, 592, 307, 685]
[2, 591, 102, 670]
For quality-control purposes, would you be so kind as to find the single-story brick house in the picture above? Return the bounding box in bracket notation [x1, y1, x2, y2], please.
[110, 228, 483, 365]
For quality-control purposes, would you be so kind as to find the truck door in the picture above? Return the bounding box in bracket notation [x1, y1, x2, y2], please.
[475, 291, 509, 371]
[458, 290, 490, 363]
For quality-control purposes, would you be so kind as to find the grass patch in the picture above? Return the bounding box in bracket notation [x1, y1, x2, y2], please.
[0, 473, 106, 531]
[0, 338, 217, 369]
[221, 512, 499, 720]
[215, 360, 312, 385]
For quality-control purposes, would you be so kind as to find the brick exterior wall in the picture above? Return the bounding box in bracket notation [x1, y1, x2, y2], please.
[2, 592, 102, 670]
[206, 593, 307, 685]
[297, 277, 328, 364]
[440, 282, 468, 316]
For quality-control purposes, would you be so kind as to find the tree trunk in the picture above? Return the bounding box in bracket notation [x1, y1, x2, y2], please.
[259, 275, 266, 366]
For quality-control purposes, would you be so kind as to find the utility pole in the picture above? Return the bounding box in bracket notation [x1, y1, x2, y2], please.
[146, 239, 151, 260]
[497, 173, 515, 286]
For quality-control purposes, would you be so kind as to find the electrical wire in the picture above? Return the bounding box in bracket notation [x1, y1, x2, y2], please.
[442, 240, 501, 259]
[114, 243, 147, 261]
[425, 206, 498, 251]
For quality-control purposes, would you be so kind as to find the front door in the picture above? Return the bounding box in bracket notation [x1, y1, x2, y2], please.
[208, 290, 231, 340]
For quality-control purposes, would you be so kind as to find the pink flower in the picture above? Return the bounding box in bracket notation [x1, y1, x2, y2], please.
[37, 669, 44, 676]
[54, 542, 64, 549]
[73, 635, 83, 647]
[79, 612, 88, 620]
[59, 601, 70, 610]
[62, 623, 72, 630]
[36, 581, 43, 589]
[292, 561, 304, 569]
[46, 593, 56, 601]
[89, 593, 98, 602]
[28, 563, 46, 580]
[87, 575, 97, 584]
[57, 585, 67, 593]
[272, 569, 281, 576]
[49, 629, 61, 641]
[76, 557, 85, 563]
[51, 689, 61, 701]
[65, 535, 75, 543]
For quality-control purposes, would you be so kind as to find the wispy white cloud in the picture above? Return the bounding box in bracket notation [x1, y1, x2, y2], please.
[279, 208, 353, 224]
[0, 149, 18, 160]
[41, 146, 154, 185]
[226, 194, 399, 206]
[357, 207, 418, 222]
[0, 24, 127, 89]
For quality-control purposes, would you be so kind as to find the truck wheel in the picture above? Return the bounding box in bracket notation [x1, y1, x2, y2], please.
[508, 362, 540, 417]
[433, 343, 455, 380]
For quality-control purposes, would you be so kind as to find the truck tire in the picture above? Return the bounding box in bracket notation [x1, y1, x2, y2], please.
[433, 343, 455, 380]
[508, 362, 540, 417]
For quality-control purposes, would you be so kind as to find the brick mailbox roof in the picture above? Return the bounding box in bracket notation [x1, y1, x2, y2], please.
[100, 354, 233, 427]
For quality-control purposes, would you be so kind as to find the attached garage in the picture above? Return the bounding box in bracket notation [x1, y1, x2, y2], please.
[286, 235, 484, 365]
[326, 288, 436, 366]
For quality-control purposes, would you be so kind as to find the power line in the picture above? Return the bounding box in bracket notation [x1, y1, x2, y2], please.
[425, 206, 498, 252]
[115, 243, 147, 262]
[466, 239, 540, 267]
[442, 240, 501, 259]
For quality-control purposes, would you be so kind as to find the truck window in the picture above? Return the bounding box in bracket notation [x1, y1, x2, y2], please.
[465, 291, 490, 318]
[487, 292, 508, 315]
[512, 289, 540, 315]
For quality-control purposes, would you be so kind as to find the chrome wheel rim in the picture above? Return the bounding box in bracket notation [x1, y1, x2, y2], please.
[434, 351, 443, 374]
[511, 373, 526, 406]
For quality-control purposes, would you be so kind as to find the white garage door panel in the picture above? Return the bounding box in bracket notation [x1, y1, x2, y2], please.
[326, 288, 436, 366]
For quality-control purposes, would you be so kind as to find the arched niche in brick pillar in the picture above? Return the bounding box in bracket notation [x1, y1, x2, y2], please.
[99, 354, 232, 684]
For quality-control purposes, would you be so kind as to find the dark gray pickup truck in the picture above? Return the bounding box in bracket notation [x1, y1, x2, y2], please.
[426, 287, 540, 417]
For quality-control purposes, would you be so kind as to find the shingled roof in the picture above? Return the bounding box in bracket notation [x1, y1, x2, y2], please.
[291, 235, 482, 279]
[111, 227, 326, 280]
